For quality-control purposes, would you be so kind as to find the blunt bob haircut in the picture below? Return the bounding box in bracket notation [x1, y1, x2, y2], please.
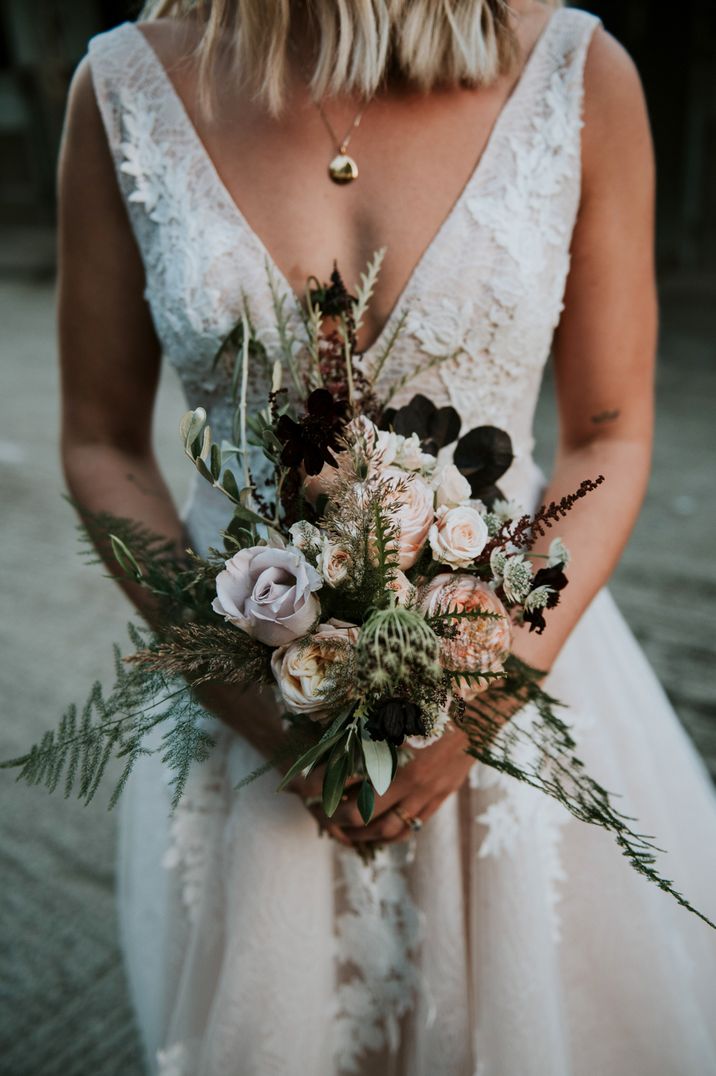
[140, 0, 563, 115]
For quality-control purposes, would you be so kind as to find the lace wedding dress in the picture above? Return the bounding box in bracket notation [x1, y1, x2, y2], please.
[87, 9, 716, 1075]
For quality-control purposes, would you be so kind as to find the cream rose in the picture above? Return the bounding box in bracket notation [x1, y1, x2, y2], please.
[421, 573, 511, 699]
[212, 545, 322, 647]
[394, 432, 436, 473]
[383, 466, 435, 570]
[316, 537, 350, 588]
[432, 463, 472, 508]
[271, 619, 359, 718]
[428, 504, 488, 568]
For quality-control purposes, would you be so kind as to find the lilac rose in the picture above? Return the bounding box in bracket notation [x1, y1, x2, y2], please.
[212, 545, 322, 647]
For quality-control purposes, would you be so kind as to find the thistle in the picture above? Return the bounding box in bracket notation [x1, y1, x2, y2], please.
[356, 604, 442, 693]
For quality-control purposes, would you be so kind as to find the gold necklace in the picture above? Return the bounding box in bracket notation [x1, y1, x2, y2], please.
[315, 100, 367, 185]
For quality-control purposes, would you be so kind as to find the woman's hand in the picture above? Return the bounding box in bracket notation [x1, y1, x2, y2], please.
[329, 724, 476, 845]
[193, 679, 357, 844]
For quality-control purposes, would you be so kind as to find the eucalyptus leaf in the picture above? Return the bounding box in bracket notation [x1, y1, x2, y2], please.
[221, 469, 240, 502]
[195, 458, 214, 484]
[232, 503, 273, 528]
[109, 534, 142, 579]
[181, 407, 206, 447]
[199, 425, 212, 462]
[275, 728, 345, 791]
[361, 734, 393, 796]
[322, 740, 350, 817]
[210, 443, 222, 481]
[357, 779, 375, 824]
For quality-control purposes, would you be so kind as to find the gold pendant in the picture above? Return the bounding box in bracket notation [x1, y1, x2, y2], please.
[328, 153, 358, 185]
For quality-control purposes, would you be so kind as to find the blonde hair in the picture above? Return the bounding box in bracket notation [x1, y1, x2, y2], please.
[140, 0, 563, 116]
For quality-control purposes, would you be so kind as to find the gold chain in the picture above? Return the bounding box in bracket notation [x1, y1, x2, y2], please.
[315, 100, 367, 155]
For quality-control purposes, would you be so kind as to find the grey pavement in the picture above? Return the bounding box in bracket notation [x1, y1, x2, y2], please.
[1, 270, 715, 1075]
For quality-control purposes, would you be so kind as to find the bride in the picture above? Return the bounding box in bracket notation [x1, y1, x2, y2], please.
[58, 0, 716, 1073]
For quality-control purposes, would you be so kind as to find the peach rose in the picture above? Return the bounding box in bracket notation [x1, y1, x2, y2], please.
[421, 573, 511, 699]
[383, 466, 435, 570]
[270, 618, 359, 718]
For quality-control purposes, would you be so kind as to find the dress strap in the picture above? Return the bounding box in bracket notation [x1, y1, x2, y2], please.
[542, 8, 602, 128]
[87, 24, 144, 193]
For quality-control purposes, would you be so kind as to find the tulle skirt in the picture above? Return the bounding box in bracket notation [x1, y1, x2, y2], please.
[117, 472, 716, 1076]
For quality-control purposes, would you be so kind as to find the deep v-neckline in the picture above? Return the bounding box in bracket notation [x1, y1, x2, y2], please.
[129, 11, 561, 357]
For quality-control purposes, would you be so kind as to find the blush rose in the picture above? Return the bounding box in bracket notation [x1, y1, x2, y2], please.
[428, 504, 489, 568]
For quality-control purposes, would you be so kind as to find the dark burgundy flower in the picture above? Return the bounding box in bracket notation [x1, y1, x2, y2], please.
[380, 393, 461, 456]
[308, 265, 356, 319]
[452, 425, 514, 507]
[275, 388, 349, 475]
[523, 564, 569, 634]
[533, 563, 569, 606]
[365, 697, 427, 746]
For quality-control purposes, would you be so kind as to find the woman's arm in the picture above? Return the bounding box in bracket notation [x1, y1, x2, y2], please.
[338, 26, 658, 843]
[57, 59, 293, 769]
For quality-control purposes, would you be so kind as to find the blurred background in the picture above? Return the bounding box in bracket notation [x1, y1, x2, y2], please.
[1, 1, 715, 1073]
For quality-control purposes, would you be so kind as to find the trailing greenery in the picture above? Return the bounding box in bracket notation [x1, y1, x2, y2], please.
[461, 656, 716, 931]
[0, 623, 215, 811]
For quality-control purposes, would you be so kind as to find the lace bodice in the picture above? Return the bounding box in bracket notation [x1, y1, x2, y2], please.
[88, 8, 599, 553]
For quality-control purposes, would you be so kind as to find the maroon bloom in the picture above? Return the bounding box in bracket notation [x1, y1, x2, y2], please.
[275, 388, 349, 476]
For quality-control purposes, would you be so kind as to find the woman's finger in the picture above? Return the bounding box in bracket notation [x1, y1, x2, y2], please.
[343, 795, 427, 843]
[306, 804, 352, 845]
[344, 792, 447, 844]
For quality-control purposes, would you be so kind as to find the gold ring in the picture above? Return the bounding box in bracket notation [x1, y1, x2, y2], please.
[392, 806, 423, 832]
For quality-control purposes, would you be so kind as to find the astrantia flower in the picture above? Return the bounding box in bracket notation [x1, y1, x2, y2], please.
[365, 697, 427, 746]
[501, 555, 534, 604]
[524, 585, 554, 611]
[548, 537, 571, 567]
[491, 498, 524, 523]
[275, 388, 348, 475]
[490, 547, 507, 582]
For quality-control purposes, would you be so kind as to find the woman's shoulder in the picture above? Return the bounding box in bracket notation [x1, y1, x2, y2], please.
[581, 21, 653, 186]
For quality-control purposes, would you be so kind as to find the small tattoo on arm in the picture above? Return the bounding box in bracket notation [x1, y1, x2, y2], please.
[590, 409, 621, 425]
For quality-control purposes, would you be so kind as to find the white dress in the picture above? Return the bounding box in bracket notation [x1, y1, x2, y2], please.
[87, 10, 716, 1076]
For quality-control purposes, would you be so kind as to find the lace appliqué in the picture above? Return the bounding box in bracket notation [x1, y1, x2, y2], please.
[333, 843, 423, 1074]
[469, 703, 595, 943]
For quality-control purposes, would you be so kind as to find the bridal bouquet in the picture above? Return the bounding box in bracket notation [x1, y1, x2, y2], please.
[3, 252, 712, 927]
